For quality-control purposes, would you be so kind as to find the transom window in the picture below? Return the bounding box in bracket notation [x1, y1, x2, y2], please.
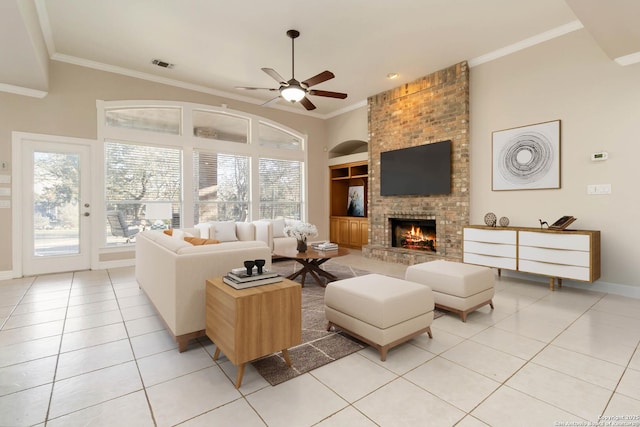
[98, 101, 306, 246]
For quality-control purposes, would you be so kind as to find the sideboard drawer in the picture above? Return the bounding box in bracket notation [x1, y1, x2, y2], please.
[519, 246, 590, 267]
[519, 231, 590, 251]
[464, 228, 517, 245]
[519, 260, 591, 281]
[464, 240, 516, 258]
[463, 252, 517, 270]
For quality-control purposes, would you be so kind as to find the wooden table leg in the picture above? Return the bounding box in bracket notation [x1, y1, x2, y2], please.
[281, 348, 292, 367]
[213, 347, 220, 360]
[234, 363, 245, 389]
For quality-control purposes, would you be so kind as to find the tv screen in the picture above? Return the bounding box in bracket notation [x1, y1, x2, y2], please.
[380, 140, 451, 196]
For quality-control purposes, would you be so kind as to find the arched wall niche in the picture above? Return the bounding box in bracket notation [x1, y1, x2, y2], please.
[329, 139, 369, 160]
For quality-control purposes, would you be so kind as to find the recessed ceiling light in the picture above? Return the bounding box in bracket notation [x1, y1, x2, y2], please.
[152, 59, 175, 69]
[387, 73, 399, 79]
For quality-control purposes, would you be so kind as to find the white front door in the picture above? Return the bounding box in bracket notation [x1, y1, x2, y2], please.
[20, 136, 93, 275]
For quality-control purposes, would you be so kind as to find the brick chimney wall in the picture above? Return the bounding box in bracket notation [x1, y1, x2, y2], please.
[363, 62, 470, 265]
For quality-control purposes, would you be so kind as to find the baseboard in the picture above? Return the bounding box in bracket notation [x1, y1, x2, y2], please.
[96, 259, 136, 270]
[499, 270, 640, 299]
[0, 270, 15, 280]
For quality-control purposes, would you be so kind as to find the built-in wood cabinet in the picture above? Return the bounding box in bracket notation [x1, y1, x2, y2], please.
[463, 225, 601, 290]
[329, 161, 368, 249]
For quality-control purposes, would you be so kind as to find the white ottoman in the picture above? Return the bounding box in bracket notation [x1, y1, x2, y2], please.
[405, 260, 494, 322]
[324, 274, 434, 361]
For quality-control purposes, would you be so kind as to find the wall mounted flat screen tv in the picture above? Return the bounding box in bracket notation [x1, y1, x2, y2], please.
[380, 140, 451, 196]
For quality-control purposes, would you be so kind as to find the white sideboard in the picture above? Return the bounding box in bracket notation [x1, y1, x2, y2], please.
[463, 226, 601, 290]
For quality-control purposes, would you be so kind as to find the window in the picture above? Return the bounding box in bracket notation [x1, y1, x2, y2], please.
[193, 151, 249, 223]
[259, 158, 303, 219]
[98, 101, 307, 248]
[193, 110, 248, 144]
[104, 141, 182, 245]
[258, 122, 303, 150]
[105, 107, 181, 135]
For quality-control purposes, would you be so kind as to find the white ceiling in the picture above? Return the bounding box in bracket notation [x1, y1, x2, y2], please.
[1, 0, 639, 118]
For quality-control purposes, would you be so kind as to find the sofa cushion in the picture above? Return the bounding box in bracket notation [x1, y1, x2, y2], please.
[272, 218, 286, 237]
[194, 222, 213, 238]
[210, 221, 238, 242]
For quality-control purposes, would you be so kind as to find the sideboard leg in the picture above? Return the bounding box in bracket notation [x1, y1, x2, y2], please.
[557, 278, 562, 289]
[549, 277, 555, 291]
[497, 268, 501, 277]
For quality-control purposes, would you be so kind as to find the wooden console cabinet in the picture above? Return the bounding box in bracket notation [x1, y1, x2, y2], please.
[463, 225, 601, 290]
[329, 161, 368, 248]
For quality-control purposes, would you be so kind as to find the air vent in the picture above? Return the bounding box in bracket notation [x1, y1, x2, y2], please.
[151, 59, 174, 69]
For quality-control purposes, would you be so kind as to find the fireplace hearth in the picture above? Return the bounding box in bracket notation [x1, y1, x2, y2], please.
[390, 218, 437, 252]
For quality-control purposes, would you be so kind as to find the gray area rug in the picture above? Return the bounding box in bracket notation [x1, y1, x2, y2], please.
[252, 259, 443, 386]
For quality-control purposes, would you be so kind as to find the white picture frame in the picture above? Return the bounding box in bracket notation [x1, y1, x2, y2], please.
[492, 120, 561, 191]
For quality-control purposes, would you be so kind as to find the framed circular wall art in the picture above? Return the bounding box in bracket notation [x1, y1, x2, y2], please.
[491, 120, 561, 191]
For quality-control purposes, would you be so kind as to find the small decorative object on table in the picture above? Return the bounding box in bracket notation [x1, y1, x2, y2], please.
[243, 260, 255, 276]
[254, 259, 265, 274]
[484, 212, 497, 227]
[499, 216, 510, 227]
[284, 221, 318, 253]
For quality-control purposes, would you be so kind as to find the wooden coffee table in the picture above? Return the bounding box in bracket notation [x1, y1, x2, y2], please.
[205, 277, 301, 388]
[273, 246, 350, 287]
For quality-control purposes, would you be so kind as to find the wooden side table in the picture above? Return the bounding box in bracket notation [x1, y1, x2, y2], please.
[205, 277, 302, 388]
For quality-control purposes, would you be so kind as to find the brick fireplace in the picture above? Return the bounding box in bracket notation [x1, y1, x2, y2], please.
[363, 62, 470, 264]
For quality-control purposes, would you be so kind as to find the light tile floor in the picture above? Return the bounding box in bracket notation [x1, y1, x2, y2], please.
[1, 254, 640, 426]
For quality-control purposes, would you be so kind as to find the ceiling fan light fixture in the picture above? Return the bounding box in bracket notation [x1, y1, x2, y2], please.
[281, 86, 306, 102]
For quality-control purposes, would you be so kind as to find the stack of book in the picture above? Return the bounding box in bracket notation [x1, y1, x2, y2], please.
[222, 268, 282, 289]
[311, 241, 339, 251]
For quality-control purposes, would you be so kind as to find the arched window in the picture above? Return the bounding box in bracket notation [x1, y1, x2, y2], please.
[98, 100, 307, 246]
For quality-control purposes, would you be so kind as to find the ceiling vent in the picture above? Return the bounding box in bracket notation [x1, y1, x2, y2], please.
[151, 59, 174, 69]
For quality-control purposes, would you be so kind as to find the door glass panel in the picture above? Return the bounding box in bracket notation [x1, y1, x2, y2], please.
[33, 151, 80, 256]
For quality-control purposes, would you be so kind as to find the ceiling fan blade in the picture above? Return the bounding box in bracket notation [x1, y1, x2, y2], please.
[308, 89, 348, 99]
[261, 68, 287, 85]
[235, 86, 278, 91]
[299, 97, 316, 111]
[302, 70, 334, 88]
[261, 96, 281, 107]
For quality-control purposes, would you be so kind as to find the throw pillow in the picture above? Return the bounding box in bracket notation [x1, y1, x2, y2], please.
[209, 221, 238, 242]
[195, 222, 214, 239]
[184, 236, 220, 245]
[272, 218, 286, 238]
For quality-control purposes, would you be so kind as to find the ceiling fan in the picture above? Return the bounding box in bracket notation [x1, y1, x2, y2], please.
[236, 29, 347, 111]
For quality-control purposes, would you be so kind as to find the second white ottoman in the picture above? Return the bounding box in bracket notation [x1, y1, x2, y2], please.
[405, 260, 495, 322]
[324, 274, 434, 361]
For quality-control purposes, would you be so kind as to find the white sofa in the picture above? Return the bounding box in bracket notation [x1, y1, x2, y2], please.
[254, 218, 300, 254]
[135, 222, 271, 352]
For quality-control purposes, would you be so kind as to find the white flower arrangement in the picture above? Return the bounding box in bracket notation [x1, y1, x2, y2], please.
[284, 221, 318, 241]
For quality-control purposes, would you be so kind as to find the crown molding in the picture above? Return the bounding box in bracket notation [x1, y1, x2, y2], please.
[468, 20, 584, 67]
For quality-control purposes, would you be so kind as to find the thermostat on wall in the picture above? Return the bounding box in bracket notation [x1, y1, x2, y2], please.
[591, 152, 608, 161]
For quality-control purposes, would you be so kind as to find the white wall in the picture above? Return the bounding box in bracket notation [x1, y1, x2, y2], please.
[470, 29, 640, 289]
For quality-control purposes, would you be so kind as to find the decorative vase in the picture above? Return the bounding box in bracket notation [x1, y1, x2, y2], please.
[296, 238, 308, 253]
[499, 216, 510, 227]
[484, 212, 497, 227]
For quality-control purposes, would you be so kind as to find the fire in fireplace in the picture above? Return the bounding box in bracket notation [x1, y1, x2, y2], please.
[390, 218, 437, 252]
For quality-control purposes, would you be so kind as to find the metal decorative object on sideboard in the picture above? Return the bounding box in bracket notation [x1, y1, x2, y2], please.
[463, 225, 601, 290]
